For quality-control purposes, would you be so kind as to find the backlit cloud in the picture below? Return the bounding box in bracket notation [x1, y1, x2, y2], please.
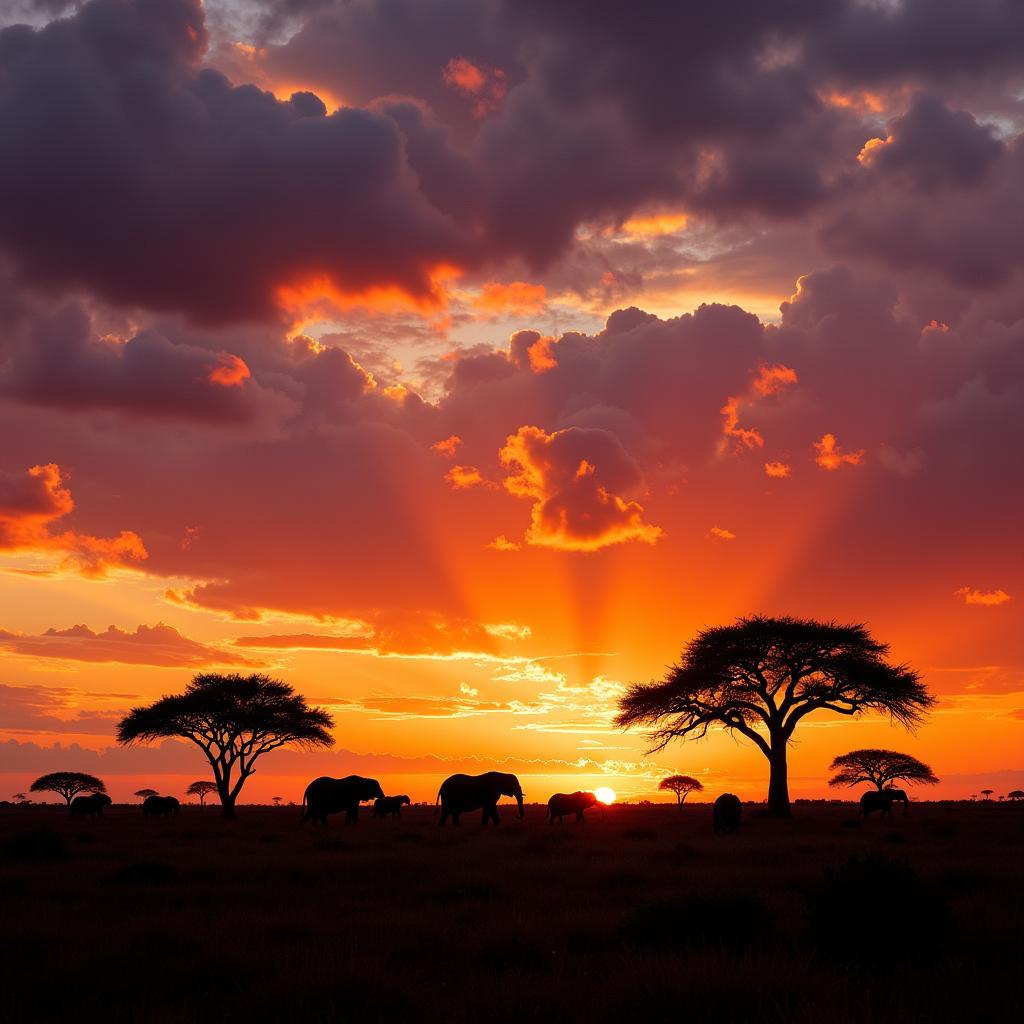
[499, 425, 663, 551]
[955, 587, 1012, 607]
[0, 464, 147, 577]
[813, 433, 864, 470]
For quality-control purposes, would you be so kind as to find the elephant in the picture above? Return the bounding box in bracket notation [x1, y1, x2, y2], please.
[372, 795, 411, 819]
[884, 788, 909, 811]
[712, 793, 742, 834]
[70, 793, 112, 818]
[143, 795, 180, 819]
[301, 775, 385, 825]
[436, 772, 524, 826]
[547, 791, 599, 824]
[860, 790, 895, 819]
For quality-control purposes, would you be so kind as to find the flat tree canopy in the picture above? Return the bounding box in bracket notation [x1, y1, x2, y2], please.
[828, 749, 939, 791]
[186, 781, 219, 806]
[117, 674, 333, 818]
[617, 616, 934, 816]
[30, 772, 107, 805]
[658, 775, 704, 806]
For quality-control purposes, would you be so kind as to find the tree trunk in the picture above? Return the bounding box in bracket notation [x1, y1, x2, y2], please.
[767, 740, 790, 817]
[216, 780, 236, 819]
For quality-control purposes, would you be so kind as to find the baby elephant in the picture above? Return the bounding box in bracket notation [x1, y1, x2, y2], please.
[712, 793, 742, 834]
[547, 791, 599, 824]
[70, 793, 112, 819]
[143, 795, 180, 819]
[373, 795, 411, 819]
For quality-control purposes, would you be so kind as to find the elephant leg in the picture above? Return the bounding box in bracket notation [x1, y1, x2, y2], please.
[452, 811, 460, 826]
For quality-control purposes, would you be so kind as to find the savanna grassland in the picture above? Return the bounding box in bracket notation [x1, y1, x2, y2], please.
[1, 802, 1021, 1023]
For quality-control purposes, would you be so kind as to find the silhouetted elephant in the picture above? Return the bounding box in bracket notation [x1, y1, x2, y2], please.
[301, 775, 385, 825]
[436, 772, 524, 826]
[884, 788, 909, 811]
[547, 791, 599, 824]
[712, 793, 742, 834]
[860, 790, 894, 819]
[372, 795, 411, 818]
[143, 795, 180, 819]
[70, 793, 112, 818]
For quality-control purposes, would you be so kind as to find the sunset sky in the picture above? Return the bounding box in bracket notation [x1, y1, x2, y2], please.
[1, 0, 1022, 804]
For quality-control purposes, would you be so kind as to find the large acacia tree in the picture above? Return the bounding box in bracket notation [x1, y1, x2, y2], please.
[828, 749, 939, 792]
[30, 772, 106, 806]
[617, 616, 934, 816]
[117, 674, 333, 818]
[658, 774, 704, 808]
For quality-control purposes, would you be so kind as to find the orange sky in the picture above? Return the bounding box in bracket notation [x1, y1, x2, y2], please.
[1, 0, 1022, 807]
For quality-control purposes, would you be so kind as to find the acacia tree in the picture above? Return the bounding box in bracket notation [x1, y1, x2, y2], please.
[117, 674, 333, 818]
[13, 793, 28, 805]
[30, 772, 106, 806]
[658, 775, 704, 809]
[134, 788, 159, 802]
[981, 789, 994, 800]
[186, 781, 218, 808]
[828, 749, 939, 792]
[617, 616, 934, 817]
[1009, 790, 1024, 802]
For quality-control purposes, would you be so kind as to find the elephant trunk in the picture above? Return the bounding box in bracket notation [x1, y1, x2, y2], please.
[516, 792, 524, 819]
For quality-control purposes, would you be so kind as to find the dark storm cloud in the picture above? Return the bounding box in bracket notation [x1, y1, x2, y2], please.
[0, 0, 470, 324]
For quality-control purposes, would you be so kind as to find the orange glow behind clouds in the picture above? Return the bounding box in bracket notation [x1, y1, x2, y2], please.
[955, 587, 1012, 607]
[595, 786, 616, 804]
[813, 433, 864, 470]
[276, 265, 460, 337]
[208, 353, 251, 387]
[472, 281, 547, 316]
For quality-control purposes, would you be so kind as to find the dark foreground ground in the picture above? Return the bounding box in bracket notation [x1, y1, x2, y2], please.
[1, 802, 1021, 1023]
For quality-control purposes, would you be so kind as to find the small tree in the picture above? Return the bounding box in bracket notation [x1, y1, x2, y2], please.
[617, 617, 933, 816]
[13, 792, 28, 805]
[187, 781, 218, 808]
[981, 789, 994, 800]
[1008, 790, 1024, 802]
[272, 796, 282, 807]
[828, 749, 939, 792]
[658, 775, 704, 809]
[30, 772, 106, 806]
[117, 674, 334, 818]
[134, 788, 159, 802]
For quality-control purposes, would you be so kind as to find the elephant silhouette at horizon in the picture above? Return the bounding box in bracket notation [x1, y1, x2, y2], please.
[70, 793, 112, 818]
[301, 775, 385, 825]
[436, 772, 524, 826]
[884, 788, 909, 811]
[373, 795, 411, 818]
[713, 793, 742, 834]
[860, 790, 896, 819]
[143, 795, 179, 818]
[547, 791, 599, 824]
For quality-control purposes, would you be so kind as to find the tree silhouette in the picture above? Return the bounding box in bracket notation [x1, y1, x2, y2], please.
[658, 775, 704, 809]
[30, 772, 106, 806]
[186, 780, 218, 808]
[616, 616, 933, 816]
[272, 796, 282, 807]
[828, 749, 939, 792]
[117, 674, 333, 818]
[981, 789, 994, 800]
[134, 788, 159, 802]
[13, 792, 28, 804]
[1008, 790, 1024, 801]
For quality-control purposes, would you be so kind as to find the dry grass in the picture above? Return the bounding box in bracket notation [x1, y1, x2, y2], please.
[1, 802, 1021, 1022]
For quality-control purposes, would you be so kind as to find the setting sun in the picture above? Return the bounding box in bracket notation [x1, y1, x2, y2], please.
[594, 787, 617, 805]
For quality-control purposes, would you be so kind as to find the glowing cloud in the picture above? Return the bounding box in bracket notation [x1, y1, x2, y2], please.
[207, 353, 251, 387]
[813, 433, 865, 470]
[752, 363, 799, 396]
[499, 425, 663, 551]
[955, 587, 1012, 607]
[0, 464, 147, 577]
[431, 435, 462, 458]
[488, 535, 521, 552]
[720, 363, 797, 454]
[445, 465, 487, 490]
[708, 526, 737, 541]
[441, 57, 507, 117]
[765, 461, 792, 479]
[472, 282, 547, 316]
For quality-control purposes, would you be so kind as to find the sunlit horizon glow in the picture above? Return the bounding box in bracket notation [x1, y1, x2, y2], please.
[594, 787, 617, 805]
[0, 0, 1021, 809]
